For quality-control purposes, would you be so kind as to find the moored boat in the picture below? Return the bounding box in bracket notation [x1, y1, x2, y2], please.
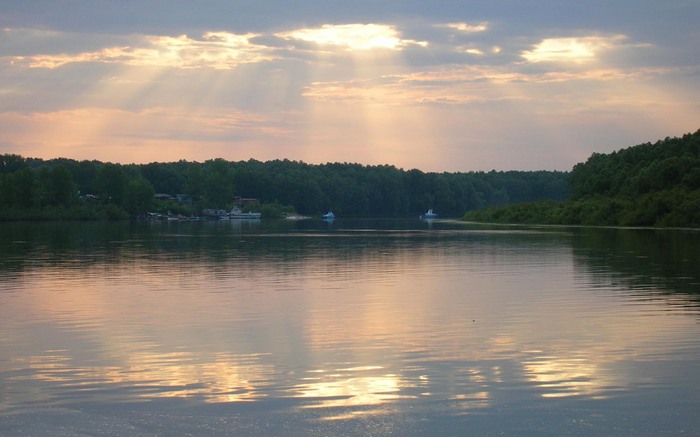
[229, 206, 261, 219]
[420, 209, 438, 220]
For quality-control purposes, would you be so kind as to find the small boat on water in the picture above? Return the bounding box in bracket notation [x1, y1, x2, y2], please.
[229, 206, 261, 219]
[420, 209, 438, 220]
[322, 211, 335, 220]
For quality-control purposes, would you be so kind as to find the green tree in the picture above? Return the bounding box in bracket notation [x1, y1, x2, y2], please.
[124, 176, 155, 215]
[94, 164, 127, 206]
[13, 168, 36, 208]
[0, 154, 28, 174]
[40, 165, 78, 207]
[203, 159, 235, 207]
[184, 163, 205, 202]
[141, 162, 186, 194]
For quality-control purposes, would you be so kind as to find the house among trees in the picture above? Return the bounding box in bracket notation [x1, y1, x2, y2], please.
[234, 196, 259, 207]
[154, 193, 174, 201]
[201, 208, 229, 218]
[176, 194, 191, 203]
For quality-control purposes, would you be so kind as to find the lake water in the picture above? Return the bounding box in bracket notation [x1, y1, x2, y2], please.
[1, 219, 699, 436]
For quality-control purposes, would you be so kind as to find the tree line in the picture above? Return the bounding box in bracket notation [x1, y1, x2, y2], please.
[464, 129, 700, 227]
[0, 154, 569, 220]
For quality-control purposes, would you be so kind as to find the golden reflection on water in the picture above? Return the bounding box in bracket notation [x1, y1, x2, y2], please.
[2, 226, 700, 417]
[12, 350, 275, 403]
[522, 356, 603, 399]
[296, 373, 403, 407]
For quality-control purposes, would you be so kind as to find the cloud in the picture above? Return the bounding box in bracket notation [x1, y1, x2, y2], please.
[464, 48, 485, 56]
[1, 4, 698, 172]
[10, 32, 277, 70]
[7, 24, 429, 70]
[521, 35, 628, 64]
[276, 24, 427, 51]
[442, 22, 489, 33]
[302, 64, 669, 106]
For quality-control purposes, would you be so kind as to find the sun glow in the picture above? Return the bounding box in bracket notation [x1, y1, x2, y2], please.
[286, 22, 431, 166]
[522, 35, 627, 63]
[2, 20, 696, 171]
[278, 24, 427, 51]
[2, 26, 305, 163]
[1, 106, 297, 164]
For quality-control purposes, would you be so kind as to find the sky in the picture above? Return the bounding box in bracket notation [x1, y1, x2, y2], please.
[1, 1, 699, 172]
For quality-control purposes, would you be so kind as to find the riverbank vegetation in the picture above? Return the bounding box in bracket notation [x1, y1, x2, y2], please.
[1, 154, 569, 220]
[464, 129, 700, 227]
[8, 129, 695, 225]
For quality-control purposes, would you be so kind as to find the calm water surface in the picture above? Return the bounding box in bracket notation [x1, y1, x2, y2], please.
[1, 219, 699, 436]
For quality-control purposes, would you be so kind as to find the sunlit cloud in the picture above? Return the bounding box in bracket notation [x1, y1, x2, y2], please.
[1, 4, 697, 173]
[443, 22, 489, 33]
[10, 32, 276, 69]
[522, 35, 628, 63]
[302, 66, 669, 106]
[464, 48, 485, 55]
[277, 23, 427, 51]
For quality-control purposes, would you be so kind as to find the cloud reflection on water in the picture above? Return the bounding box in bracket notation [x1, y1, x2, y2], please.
[1, 223, 699, 419]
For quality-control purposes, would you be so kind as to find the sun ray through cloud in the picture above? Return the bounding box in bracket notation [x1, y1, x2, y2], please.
[3, 28, 312, 163]
[276, 23, 442, 167]
[0, 2, 698, 171]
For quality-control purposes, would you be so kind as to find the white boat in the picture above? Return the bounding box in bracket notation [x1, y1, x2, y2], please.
[229, 206, 261, 219]
[322, 211, 335, 220]
[420, 209, 438, 220]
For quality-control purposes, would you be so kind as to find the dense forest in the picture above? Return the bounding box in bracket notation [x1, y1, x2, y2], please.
[464, 129, 700, 227]
[0, 154, 569, 220]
